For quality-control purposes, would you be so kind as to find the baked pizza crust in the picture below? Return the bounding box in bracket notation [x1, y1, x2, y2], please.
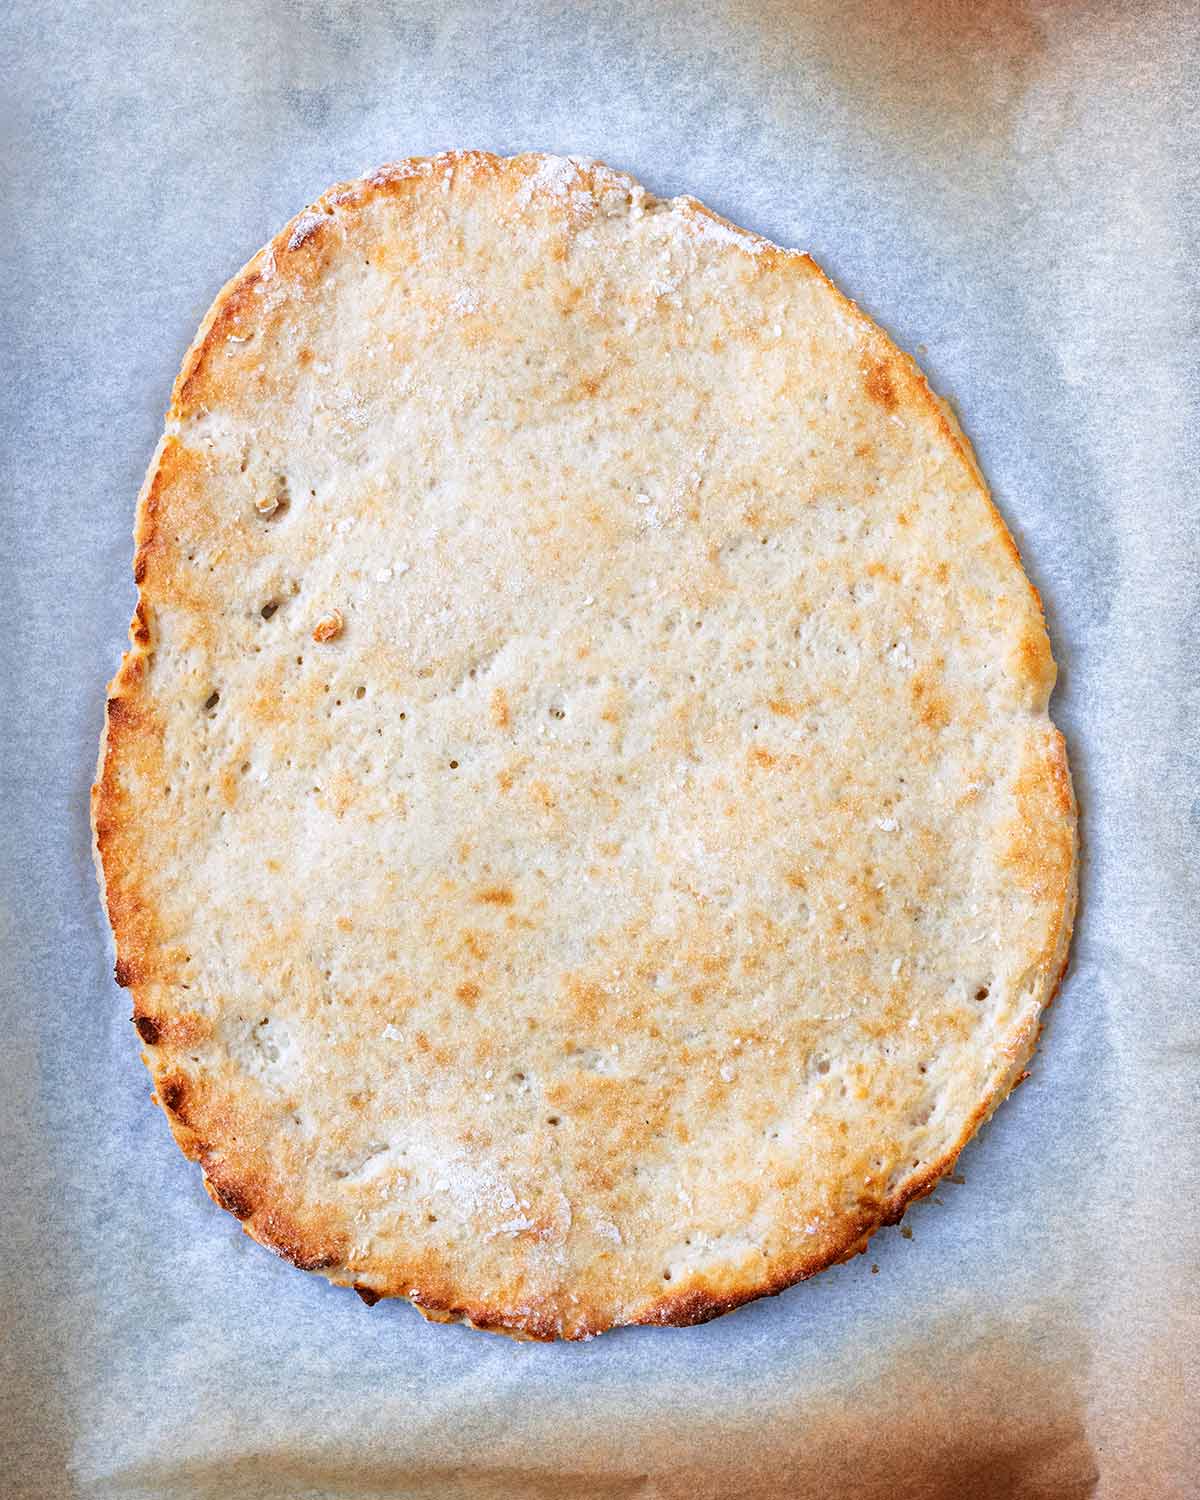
[93, 152, 1076, 1339]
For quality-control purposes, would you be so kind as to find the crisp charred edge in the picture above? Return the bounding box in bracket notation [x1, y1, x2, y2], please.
[147, 1101, 349, 1270]
[156, 1073, 189, 1117]
[203, 1173, 255, 1222]
[92, 151, 1079, 1341]
[133, 1012, 161, 1045]
[92, 683, 157, 1017]
[251, 1221, 343, 1273]
[197, 1153, 344, 1269]
[407, 1293, 564, 1343]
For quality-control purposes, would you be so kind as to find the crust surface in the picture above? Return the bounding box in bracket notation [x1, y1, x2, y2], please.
[93, 152, 1076, 1340]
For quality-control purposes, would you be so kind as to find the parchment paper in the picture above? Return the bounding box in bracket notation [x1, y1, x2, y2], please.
[3, 2, 1197, 1496]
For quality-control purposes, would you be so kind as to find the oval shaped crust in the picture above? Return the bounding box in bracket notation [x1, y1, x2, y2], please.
[93, 152, 1076, 1340]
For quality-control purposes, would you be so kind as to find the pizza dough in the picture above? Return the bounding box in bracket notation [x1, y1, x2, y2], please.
[93, 152, 1076, 1339]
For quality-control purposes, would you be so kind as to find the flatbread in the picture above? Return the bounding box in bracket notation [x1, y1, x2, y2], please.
[93, 152, 1076, 1340]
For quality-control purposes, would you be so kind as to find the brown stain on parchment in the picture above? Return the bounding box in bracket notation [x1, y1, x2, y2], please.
[632, 1314, 1102, 1500]
[86, 1310, 1102, 1499]
[728, 0, 1047, 149]
[723, 0, 1050, 219]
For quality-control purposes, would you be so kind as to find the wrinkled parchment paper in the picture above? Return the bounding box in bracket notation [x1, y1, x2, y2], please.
[3, 1, 1197, 1495]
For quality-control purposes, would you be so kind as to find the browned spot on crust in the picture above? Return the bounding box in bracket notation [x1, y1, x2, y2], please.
[477, 884, 514, 906]
[251, 1205, 345, 1271]
[564, 976, 607, 1029]
[634, 1285, 743, 1329]
[206, 1175, 255, 1221]
[864, 358, 898, 411]
[1045, 732, 1075, 819]
[460, 930, 492, 962]
[279, 1243, 340, 1272]
[455, 981, 481, 1005]
[145, 1010, 212, 1048]
[288, 216, 326, 253]
[572, 372, 603, 398]
[312, 609, 344, 643]
[489, 686, 510, 729]
[133, 1013, 161, 1045]
[748, 746, 776, 769]
[157, 1076, 188, 1116]
[768, 697, 801, 718]
[217, 764, 240, 809]
[354, 1284, 381, 1306]
[114, 956, 138, 988]
[130, 601, 152, 647]
[129, 437, 201, 589]
[911, 670, 950, 731]
[1003, 730, 1076, 912]
[1014, 619, 1056, 705]
[555, 281, 583, 313]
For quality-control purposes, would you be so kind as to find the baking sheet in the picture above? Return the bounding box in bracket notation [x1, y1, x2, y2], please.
[2, 1, 1197, 1495]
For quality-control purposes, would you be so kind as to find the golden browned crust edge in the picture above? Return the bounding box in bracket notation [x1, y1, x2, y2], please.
[92, 151, 1078, 1341]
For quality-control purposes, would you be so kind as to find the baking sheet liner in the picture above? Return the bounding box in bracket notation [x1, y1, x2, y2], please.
[2, 1, 1197, 1495]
